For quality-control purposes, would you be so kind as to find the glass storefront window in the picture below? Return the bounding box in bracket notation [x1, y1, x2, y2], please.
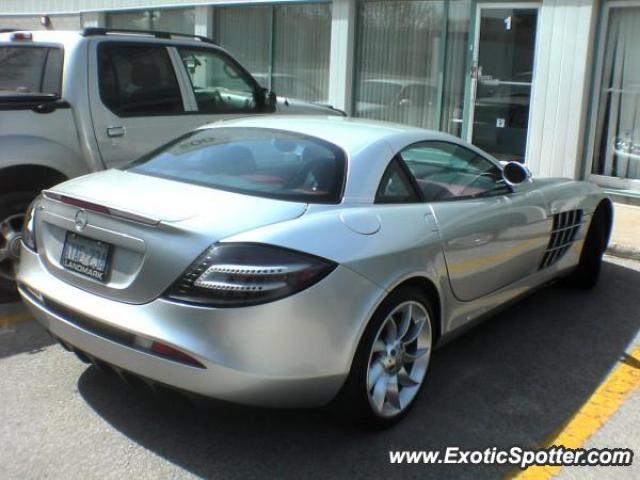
[102, 2, 475, 137]
[106, 8, 194, 35]
[441, 0, 471, 137]
[354, 0, 445, 130]
[213, 6, 271, 79]
[354, 0, 471, 135]
[592, 6, 640, 181]
[214, 4, 331, 103]
[106, 10, 150, 31]
[153, 9, 195, 34]
[272, 4, 331, 103]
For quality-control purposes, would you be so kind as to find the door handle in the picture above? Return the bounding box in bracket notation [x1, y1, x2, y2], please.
[107, 126, 126, 138]
[470, 60, 479, 80]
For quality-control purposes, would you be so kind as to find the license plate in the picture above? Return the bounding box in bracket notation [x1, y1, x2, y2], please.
[61, 233, 111, 282]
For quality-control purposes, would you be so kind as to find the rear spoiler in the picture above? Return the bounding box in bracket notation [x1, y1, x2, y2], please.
[0, 93, 69, 113]
[43, 190, 161, 226]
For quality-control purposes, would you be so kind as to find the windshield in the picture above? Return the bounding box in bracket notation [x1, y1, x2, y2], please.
[126, 128, 346, 204]
[0, 46, 63, 94]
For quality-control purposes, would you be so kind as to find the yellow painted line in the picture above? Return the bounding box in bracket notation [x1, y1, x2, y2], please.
[0, 312, 32, 328]
[512, 346, 640, 479]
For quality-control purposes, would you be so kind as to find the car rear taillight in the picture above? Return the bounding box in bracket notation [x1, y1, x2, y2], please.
[165, 243, 337, 307]
[11, 32, 33, 41]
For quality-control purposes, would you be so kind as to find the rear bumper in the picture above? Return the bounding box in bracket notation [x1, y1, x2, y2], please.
[17, 246, 384, 407]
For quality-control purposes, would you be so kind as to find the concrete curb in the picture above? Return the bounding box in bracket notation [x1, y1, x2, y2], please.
[606, 242, 640, 261]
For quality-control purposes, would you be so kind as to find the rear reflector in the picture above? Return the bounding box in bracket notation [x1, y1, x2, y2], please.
[151, 341, 204, 368]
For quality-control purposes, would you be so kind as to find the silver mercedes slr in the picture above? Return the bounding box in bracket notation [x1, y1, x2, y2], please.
[17, 116, 612, 428]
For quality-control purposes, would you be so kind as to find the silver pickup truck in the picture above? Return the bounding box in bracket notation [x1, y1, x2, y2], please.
[0, 28, 342, 300]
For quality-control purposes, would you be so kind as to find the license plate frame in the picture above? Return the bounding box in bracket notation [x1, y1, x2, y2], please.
[61, 232, 112, 282]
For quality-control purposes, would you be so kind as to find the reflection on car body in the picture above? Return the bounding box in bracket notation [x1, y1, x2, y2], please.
[356, 78, 439, 127]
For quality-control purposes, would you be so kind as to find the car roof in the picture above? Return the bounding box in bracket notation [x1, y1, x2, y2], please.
[0, 29, 220, 50]
[0, 30, 84, 48]
[202, 115, 461, 156]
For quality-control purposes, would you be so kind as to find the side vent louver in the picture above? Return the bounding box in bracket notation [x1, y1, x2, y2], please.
[540, 209, 584, 269]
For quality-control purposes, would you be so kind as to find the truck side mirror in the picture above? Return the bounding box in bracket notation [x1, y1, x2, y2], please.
[260, 88, 277, 112]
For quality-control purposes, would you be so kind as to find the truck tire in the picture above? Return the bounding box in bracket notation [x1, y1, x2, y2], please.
[0, 191, 38, 302]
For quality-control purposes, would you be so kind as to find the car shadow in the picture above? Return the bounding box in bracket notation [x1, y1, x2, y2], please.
[77, 260, 640, 479]
[0, 315, 55, 360]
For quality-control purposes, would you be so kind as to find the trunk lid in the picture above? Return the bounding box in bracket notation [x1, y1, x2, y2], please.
[37, 170, 307, 304]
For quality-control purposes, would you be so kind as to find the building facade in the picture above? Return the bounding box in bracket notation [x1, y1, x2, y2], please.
[1, 0, 639, 199]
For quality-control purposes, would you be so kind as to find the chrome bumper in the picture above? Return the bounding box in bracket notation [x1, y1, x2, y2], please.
[17, 246, 384, 407]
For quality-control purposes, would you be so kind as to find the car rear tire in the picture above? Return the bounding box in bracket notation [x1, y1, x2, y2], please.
[564, 206, 609, 290]
[334, 286, 435, 429]
[0, 191, 38, 303]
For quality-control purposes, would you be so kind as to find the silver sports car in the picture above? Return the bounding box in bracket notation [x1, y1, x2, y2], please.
[16, 116, 612, 427]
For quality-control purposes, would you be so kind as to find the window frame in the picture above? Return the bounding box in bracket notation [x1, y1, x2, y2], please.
[376, 140, 511, 204]
[96, 41, 190, 118]
[174, 44, 263, 115]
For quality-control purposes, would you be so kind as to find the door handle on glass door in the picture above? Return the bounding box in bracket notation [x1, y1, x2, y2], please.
[470, 61, 479, 79]
[107, 126, 126, 138]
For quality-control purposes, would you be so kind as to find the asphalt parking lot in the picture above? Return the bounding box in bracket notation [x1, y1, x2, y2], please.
[1, 256, 638, 480]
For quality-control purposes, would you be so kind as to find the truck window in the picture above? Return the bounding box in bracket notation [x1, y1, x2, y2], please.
[177, 47, 258, 114]
[98, 43, 184, 116]
[0, 46, 63, 94]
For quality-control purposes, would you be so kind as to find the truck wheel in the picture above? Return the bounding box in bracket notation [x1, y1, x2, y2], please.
[0, 191, 37, 302]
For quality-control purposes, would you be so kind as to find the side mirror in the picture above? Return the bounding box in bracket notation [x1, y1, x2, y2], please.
[260, 88, 277, 112]
[502, 161, 531, 186]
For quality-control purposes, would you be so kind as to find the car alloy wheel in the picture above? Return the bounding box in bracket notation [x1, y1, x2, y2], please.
[366, 300, 432, 418]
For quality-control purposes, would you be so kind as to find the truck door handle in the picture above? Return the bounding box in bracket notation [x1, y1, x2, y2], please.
[107, 126, 126, 138]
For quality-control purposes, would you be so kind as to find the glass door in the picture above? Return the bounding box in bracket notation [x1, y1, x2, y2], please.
[469, 4, 539, 163]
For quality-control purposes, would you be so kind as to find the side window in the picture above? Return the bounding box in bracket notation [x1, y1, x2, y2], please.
[0, 46, 63, 95]
[177, 48, 258, 114]
[98, 43, 184, 116]
[375, 158, 420, 204]
[400, 142, 505, 201]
